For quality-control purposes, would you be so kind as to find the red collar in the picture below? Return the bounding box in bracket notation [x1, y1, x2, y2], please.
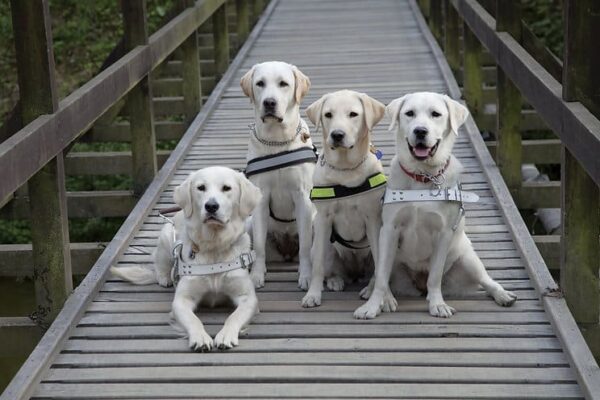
[399, 158, 451, 184]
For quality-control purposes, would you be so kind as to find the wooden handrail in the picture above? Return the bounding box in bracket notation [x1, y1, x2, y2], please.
[0, 0, 225, 205]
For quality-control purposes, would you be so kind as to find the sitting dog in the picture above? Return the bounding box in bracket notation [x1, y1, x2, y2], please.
[240, 61, 315, 290]
[301, 90, 388, 308]
[354, 92, 517, 319]
[111, 167, 262, 351]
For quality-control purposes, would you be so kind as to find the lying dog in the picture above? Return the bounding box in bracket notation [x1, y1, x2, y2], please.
[240, 61, 315, 290]
[354, 92, 517, 319]
[111, 167, 262, 351]
[301, 90, 388, 308]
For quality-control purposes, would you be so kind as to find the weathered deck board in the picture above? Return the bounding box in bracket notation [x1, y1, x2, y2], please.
[5, 0, 597, 399]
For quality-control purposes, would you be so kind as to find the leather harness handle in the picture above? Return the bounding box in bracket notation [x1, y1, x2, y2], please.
[159, 206, 182, 215]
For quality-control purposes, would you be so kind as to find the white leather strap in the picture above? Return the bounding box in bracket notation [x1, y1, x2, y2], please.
[175, 251, 256, 277]
[383, 186, 480, 204]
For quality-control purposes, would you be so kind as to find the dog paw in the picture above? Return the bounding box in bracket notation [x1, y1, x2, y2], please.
[188, 330, 213, 352]
[429, 302, 456, 318]
[381, 292, 398, 313]
[353, 300, 381, 319]
[250, 270, 265, 289]
[326, 276, 344, 292]
[301, 291, 321, 308]
[493, 289, 517, 307]
[214, 327, 239, 350]
[359, 282, 374, 299]
[157, 274, 173, 288]
[298, 274, 311, 291]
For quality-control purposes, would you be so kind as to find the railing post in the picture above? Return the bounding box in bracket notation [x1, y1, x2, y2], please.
[462, 22, 483, 125]
[179, 0, 202, 124]
[444, 0, 460, 79]
[252, 0, 264, 22]
[429, 0, 443, 48]
[236, 0, 250, 46]
[561, 0, 600, 358]
[10, 0, 72, 326]
[212, 2, 230, 82]
[495, 1, 523, 196]
[122, 0, 157, 196]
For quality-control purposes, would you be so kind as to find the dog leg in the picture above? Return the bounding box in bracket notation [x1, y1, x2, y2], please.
[214, 292, 259, 350]
[359, 214, 382, 299]
[302, 214, 331, 307]
[171, 291, 213, 352]
[250, 193, 270, 288]
[426, 228, 456, 318]
[294, 191, 314, 290]
[354, 219, 400, 319]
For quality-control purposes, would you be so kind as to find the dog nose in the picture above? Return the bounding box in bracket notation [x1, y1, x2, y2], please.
[413, 127, 428, 139]
[330, 130, 345, 142]
[204, 200, 219, 214]
[263, 98, 277, 109]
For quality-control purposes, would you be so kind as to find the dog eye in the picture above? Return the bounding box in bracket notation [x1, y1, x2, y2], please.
[324, 112, 332, 118]
[279, 81, 289, 87]
[196, 184, 206, 191]
[431, 111, 441, 117]
[256, 80, 265, 87]
[349, 112, 358, 118]
[404, 110, 414, 117]
[222, 185, 231, 192]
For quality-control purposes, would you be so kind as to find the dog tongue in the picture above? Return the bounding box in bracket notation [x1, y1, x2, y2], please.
[413, 146, 430, 157]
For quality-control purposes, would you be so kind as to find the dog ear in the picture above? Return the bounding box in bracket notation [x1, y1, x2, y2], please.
[240, 65, 256, 103]
[443, 95, 469, 136]
[385, 95, 409, 132]
[237, 172, 262, 219]
[174, 174, 194, 218]
[305, 94, 327, 133]
[292, 65, 311, 104]
[358, 92, 386, 131]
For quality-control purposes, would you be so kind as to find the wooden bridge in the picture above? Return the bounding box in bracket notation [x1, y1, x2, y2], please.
[1, 0, 599, 398]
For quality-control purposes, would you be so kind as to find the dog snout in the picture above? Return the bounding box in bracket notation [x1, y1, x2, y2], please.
[330, 130, 345, 143]
[413, 127, 428, 140]
[263, 97, 277, 110]
[204, 199, 220, 214]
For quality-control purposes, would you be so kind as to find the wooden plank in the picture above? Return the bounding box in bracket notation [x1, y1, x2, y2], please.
[486, 139, 561, 164]
[516, 181, 560, 209]
[10, 0, 72, 325]
[65, 150, 171, 176]
[90, 120, 186, 142]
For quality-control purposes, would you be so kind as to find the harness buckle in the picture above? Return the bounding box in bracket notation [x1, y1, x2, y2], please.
[240, 253, 253, 269]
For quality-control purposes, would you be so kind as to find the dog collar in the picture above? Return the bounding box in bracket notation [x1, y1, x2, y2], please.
[399, 158, 451, 185]
[245, 146, 318, 177]
[383, 185, 480, 204]
[172, 242, 256, 278]
[249, 120, 305, 146]
[310, 172, 387, 201]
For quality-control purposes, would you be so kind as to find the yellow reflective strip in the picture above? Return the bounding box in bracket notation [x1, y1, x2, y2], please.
[369, 173, 387, 188]
[310, 187, 335, 198]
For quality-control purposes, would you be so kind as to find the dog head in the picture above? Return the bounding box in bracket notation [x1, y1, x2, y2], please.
[240, 61, 310, 124]
[306, 90, 385, 156]
[386, 92, 468, 165]
[174, 167, 262, 231]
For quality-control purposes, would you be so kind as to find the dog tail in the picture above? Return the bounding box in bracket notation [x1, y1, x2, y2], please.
[110, 266, 157, 285]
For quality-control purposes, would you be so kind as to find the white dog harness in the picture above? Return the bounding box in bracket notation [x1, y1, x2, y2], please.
[383, 186, 480, 204]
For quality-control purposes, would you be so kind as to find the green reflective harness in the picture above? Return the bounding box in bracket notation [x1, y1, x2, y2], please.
[310, 172, 387, 201]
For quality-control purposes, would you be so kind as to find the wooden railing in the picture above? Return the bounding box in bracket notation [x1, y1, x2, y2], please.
[421, 0, 599, 358]
[0, 0, 267, 329]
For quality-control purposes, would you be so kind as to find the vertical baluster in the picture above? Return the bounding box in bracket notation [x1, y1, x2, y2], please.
[429, 0, 443, 48]
[10, 0, 72, 325]
[122, 0, 157, 195]
[179, 0, 202, 124]
[252, 0, 264, 22]
[495, 1, 523, 196]
[236, 0, 250, 46]
[444, 0, 460, 81]
[561, 0, 600, 358]
[462, 22, 483, 125]
[213, 2, 230, 82]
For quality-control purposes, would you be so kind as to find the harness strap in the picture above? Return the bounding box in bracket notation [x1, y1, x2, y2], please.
[330, 227, 370, 250]
[174, 249, 256, 277]
[269, 202, 295, 223]
[383, 186, 480, 204]
[310, 172, 387, 201]
[245, 146, 318, 177]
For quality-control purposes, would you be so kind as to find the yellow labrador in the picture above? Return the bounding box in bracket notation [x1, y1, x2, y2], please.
[111, 167, 262, 351]
[355, 92, 517, 319]
[240, 61, 315, 290]
[301, 90, 388, 308]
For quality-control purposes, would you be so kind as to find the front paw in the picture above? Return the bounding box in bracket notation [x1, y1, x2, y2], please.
[353, 299, 381, 319]
[250, 270, 265, 288]
[493, 289, 517, 307]
[429, 302, 456, 318]
[157, 274, 173, 288]
[298, 273, 311, 290]
[381, 292, 398, 313]
[188, 330, 213, 352]
[301, 290, 322, 308]
[326, 276, 344, 292]
[214, 326, 239, 350]
[359, 281, 374, 299]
